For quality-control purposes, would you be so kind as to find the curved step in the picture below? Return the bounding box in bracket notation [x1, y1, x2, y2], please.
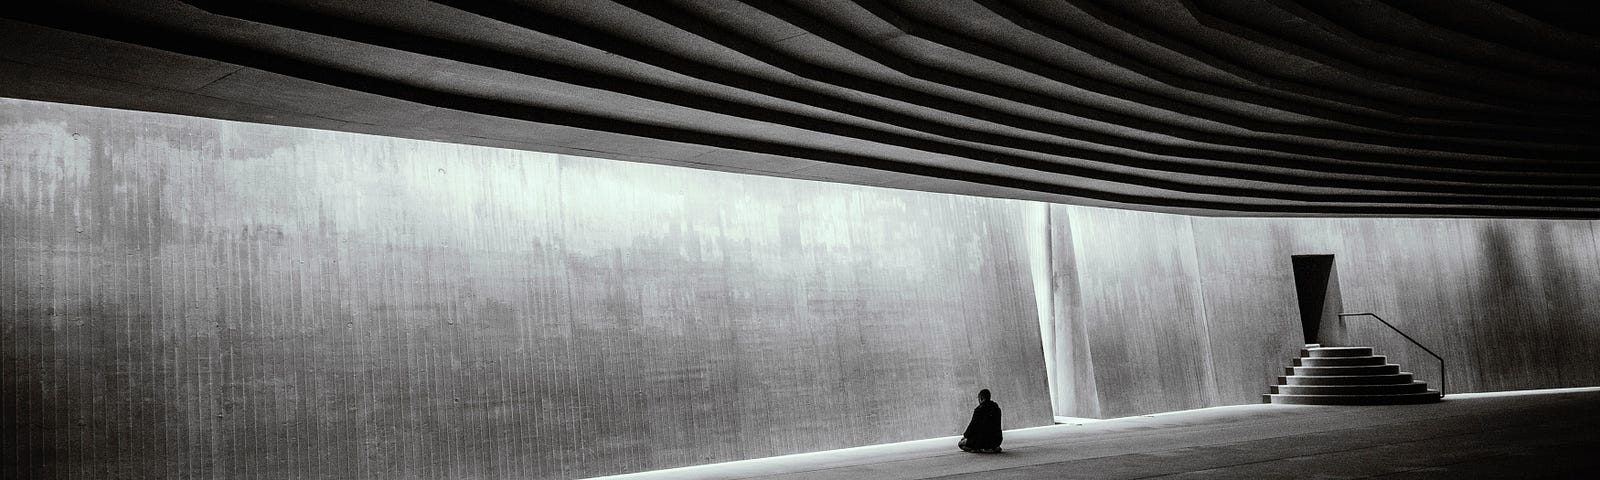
[1280, 373, 1414, 385]
[1305, 347, 1374, 357]
[1292, 364, 1401, 376]
[1266, 391, 1442, 405]
[1272, 382, 1431, 395]
[1297, 355, 1387, 367]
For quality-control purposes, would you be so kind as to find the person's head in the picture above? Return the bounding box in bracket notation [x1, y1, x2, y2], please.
[978, 389, 991, 402]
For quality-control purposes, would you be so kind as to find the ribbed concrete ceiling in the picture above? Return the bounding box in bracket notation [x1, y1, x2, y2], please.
[3, 1, 1598, 217]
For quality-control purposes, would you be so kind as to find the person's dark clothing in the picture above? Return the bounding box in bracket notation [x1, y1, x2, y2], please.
[962, 400, 1003, 450]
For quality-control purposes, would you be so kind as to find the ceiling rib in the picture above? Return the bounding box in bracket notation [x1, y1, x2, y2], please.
[2, 0, 1596, 218]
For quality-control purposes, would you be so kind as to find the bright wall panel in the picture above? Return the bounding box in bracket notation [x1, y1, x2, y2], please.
[1055, 206, 1219, 418]
[0, 98, 1052, 479]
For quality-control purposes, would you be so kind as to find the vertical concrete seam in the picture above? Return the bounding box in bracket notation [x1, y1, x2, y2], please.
[1043, 203, 1058, 416]
[1450, 218, 1481, 393]
[1184, 215, 1221, 406]
[1064, 206, 1100, 418]
[1028, 201, 1058, 415]
[1589, 221, 1600, 276]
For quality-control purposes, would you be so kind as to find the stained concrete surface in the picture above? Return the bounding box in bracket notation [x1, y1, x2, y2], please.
[0, 97, 1053, 479]
[593, 387, 1600, 479]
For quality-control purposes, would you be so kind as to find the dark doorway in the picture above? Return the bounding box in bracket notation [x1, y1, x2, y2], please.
[1291, 255, 1341, 345]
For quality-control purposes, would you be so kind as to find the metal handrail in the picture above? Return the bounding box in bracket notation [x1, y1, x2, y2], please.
[1337, 312, 1445, 398]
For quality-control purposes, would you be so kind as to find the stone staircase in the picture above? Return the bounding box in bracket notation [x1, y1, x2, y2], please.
[1265, 344, 1442, 405]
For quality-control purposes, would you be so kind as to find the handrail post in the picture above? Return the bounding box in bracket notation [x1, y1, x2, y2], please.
[1337, 312, 1445, 398]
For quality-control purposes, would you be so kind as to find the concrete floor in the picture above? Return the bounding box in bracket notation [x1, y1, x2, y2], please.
[591, 387, 1600, 479]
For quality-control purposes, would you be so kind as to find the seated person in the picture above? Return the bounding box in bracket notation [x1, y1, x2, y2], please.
[959, 388, 1003, 453]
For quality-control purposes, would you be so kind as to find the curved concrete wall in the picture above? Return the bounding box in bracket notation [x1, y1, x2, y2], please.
[1049, 206, 1600, 418]
[0, 99, 1052, 479]
[6, 97, 1597, 476]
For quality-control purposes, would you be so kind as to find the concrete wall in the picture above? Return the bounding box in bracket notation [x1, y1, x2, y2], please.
[0, 98, 1053, 479]
[1049, 206, 1600, 418]
[7, 97, 1599, 475]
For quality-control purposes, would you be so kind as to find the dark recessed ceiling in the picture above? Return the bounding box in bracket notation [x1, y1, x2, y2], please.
[3, 0, 1598, 217]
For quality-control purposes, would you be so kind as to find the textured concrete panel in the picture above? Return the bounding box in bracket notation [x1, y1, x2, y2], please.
[0, 98, 1051, 479]
[1042, 205, 1099, 418]
[1057, 206, 1218, 418]
[1055, 208, 1600, 417]
[1185, 218, 1307, 406]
